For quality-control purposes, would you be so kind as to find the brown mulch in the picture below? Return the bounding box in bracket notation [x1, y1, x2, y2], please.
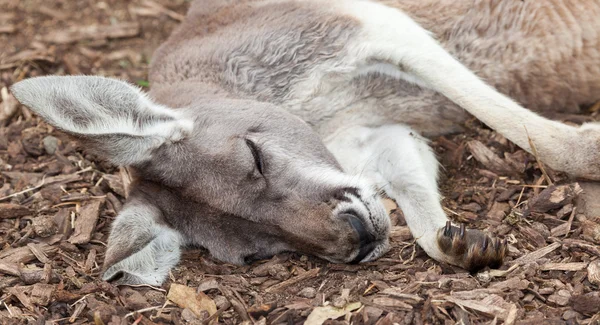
[1, 0, 600, 324]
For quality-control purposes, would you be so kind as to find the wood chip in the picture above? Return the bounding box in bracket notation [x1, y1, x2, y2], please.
[577, 214, 600, 244]
[445, 296, 507, 320]
[379, 288, 423, 304]
[20, 267, 61, 285]
[504, 303, 518, 325]
[0, 49, 56, 70]
[489, 277, 530, 291]
[449, 288, 504, 300]
[69, 301, 87, 322]
[0, 261, 21, 276]
[265, 267, 319, 293]
[0, 203, 32, 218]
[0, 243, 56, 264]
[518, 225, 546, 248]
[37, 5, 70, 20]
[510, 242, 561, 265]
[103, 174, 126, 197]
[588, 260, 600, 286]
[528, 183, 582, 214]
[129, 0, 185, 21]
[0, 25, 16, 34]
[562, 238, 600, 257]
[247, 303, 277, 319]
[84, 249, 97, 273]
[197, 279, 220, 293]
[69, 199, 104, 245]
[1, 87, 20, 125]
[371, 297, 413, 311]
[539, 262, 588, 272]
[467, 140, 515, 175]
[8, 286, 34, 311]
[31, 283, 56, 306]
[390, 226, 412, 242]
[119, 166, 132, 198]
[42, 22, 140, 44]
[570, 292, 600, 316]
[27, 243, 51, 264]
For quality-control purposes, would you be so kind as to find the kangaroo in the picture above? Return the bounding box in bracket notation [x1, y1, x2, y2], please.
[10, 0, 600, 285]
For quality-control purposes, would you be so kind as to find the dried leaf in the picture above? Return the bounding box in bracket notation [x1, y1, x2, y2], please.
[305, 301, 361, 325]
[167, 284, 217, 319]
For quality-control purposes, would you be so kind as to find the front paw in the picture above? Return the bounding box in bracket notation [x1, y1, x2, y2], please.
[436, 221, 507, 272]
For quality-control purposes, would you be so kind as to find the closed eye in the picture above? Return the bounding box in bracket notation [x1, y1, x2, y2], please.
[245, 139, 264, 175]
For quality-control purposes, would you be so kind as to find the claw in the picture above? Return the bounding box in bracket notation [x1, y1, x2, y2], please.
[437, 224, 506, 271]
[444, 221, 452, 236]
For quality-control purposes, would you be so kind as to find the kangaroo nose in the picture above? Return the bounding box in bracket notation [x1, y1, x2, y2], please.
[344, 212, 377, 263]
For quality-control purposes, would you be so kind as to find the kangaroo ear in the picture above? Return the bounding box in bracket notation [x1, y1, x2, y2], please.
[10, 76, 193, 166]
[102, 198, 182, 285]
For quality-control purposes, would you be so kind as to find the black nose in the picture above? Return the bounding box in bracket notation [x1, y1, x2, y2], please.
[344, 213, 377, 264]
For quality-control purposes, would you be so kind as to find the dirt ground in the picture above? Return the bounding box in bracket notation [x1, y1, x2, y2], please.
[1, 0, 600, 324]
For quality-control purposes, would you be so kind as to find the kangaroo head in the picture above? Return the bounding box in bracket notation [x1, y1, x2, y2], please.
[11, 76, 390, 284]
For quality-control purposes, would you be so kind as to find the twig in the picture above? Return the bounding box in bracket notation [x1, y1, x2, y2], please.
[524, 127, 553, 186]
[202, 300, 231, 325]
[125, 306, 163, 319]
[121, 283, 167, 293]
[265, 268, 320, 293]
[515, 186, 526, 207]
[563, 207, 577, 238]
[0, 175, 47, 201]
[132, 315, 144, 325]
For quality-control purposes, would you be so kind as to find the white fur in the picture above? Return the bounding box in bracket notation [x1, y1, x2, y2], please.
[102, 203, 182, 285]
[302, 165, 391, 260]
[10, 0, 600, 283]
[327, 124, 451, 263]
[11, 76, 194, 165]
[336, 0, 600, 179]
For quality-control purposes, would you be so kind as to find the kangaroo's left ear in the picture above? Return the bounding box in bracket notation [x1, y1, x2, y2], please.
[102, 196, 182, 285]
[11, 76, 194, 166]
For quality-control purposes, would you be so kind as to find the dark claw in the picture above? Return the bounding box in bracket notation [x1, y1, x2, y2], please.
[444, 221, 452, 236]
[482, 236, 488, 251]
[459, 224, 466, 238]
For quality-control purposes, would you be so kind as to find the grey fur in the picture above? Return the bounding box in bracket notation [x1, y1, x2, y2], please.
[9, 0, 600, 285]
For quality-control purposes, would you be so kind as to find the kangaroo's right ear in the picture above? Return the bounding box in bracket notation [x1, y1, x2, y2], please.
[10, 76, 193, 166]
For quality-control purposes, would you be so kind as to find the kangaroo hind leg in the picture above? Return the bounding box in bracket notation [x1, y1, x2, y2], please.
[336, 0, 600, 180]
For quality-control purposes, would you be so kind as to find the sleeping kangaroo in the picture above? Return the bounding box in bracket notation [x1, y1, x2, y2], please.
[10, 0, 600, 285]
